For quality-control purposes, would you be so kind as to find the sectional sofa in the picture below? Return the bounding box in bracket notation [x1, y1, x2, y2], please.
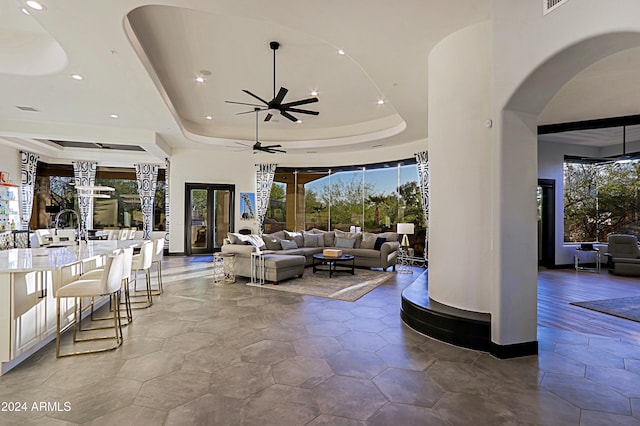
[221, 228, 400, 282]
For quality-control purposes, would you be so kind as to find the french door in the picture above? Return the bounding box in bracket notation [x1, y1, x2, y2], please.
[185, 183, 234, 255]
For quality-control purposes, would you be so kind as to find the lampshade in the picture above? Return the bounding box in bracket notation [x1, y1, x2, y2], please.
[397, 223, 415, 235]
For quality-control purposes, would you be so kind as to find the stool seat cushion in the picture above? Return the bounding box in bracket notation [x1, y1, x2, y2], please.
[57, 278, 104, 298]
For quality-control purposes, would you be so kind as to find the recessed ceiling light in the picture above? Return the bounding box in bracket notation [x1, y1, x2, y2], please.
[296, 120, 302, 124]
[109, 114, 119, 119]
[377, 99, 385, 105]
[338, 49, 345, 55]
[71, 74, 83, 80]
[205, 115, 213, 120]
[195, 76, 205, 83]
[311, 90, 318, 96]
[21, 7, 30, 15]
[26, 1, 44, 11]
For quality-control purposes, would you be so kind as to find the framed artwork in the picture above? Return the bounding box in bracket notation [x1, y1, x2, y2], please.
[240, 192, 256, 220]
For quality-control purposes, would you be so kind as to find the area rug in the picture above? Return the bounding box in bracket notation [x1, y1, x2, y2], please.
[246, 268, 393, 302]
[571, 296, 640, 323]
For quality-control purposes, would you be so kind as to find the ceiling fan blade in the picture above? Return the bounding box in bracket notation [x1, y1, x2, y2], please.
[264, 113, 273, 122]
[280, 110, 298, 122]
[242, 89, 269, 105]
[262, 144, 282, 149]
[281, 97, 319, 108]
[286, 107, 319, 115]
[225, 100, 264, 107]
[273, 87, 288, 105]
[236, 108, 266, 116]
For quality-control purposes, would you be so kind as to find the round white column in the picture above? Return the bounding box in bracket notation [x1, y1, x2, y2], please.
[428, 21, 493, 314]
[428, 20, 538, 349]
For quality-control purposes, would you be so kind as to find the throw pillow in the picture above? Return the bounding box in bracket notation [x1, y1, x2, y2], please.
[262, 235, 282, 251]
[374, 237, 387, 250]
[285, 230, 304, 247]
[335, 237, 356, 249]
[303, 232, 323, 248]
[334, 229, 362, 248]
[280, 239, 298, 250]
[360, 232, 378, 249]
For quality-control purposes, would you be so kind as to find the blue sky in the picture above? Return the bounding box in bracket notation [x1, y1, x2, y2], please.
[305, 165, 419, 196]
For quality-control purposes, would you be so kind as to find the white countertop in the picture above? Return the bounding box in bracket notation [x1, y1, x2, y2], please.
[0, 240, 144, 273]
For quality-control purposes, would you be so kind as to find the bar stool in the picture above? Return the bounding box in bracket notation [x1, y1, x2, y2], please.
[151, 238, 165, 295]
[129, 240, 154, 309]
[55, 251, 125, 357]
[84, 247, 134, 326]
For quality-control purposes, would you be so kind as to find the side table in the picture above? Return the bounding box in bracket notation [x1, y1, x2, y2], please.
[397, 248, 414, 274]
[574, 247, 600, 273]
[251, 251, 265, 285]
[213, 253, 236, 284]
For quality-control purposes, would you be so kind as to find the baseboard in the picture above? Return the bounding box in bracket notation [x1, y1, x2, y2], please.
[490, 340, 538, 359]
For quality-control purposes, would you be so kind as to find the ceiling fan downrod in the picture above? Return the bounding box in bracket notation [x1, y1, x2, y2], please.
[270, 41, 279, 100]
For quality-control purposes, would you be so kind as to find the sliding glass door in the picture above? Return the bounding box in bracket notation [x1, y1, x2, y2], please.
[185, 183, 234, 255]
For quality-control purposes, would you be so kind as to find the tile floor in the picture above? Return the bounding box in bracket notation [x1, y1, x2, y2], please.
[0, 257, 639, 425]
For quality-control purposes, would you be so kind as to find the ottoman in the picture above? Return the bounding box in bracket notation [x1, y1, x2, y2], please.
[263, 254, 306, 283]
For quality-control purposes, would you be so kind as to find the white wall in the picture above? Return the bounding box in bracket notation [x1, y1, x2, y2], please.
[490, 0, 640, 346]
[428, 21, 492, 313]
[0, 145, 21, 186]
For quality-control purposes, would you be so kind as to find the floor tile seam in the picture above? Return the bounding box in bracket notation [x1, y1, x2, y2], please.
[584, 366, 640, 398]
[541, 375, 633, 412]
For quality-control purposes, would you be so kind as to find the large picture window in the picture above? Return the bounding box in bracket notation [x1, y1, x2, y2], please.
[266, 160, 426, 255]
[564, 160, 640, 242]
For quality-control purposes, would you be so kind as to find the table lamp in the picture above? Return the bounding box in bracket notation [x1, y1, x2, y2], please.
[397, 223, 414, 248]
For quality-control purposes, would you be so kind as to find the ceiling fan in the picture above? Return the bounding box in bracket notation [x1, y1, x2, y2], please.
[234, 108, 286, 154]
[226, 41, 319, 123]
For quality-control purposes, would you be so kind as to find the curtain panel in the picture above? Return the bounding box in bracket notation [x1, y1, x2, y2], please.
[415, 151, 429, 257]
[135, 163, 159, 240]
[20, 151, 39, 231]
[72, 161, 97, 238]
[255, 163, 277, 235]
[164, 158, 170, 243]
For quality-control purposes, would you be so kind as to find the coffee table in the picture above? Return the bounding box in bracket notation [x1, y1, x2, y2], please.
[312, 253, 355, 278]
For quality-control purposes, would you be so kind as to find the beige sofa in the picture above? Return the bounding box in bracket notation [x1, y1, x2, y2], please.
[221, 229, 400, 282]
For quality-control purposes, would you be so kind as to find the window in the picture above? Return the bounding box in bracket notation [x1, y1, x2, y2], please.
[266, 160, 427, 255]
[34, 164, 166, 231]
[564, 160, 640, 242]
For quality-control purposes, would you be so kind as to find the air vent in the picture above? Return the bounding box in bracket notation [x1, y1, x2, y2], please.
[543, 0, 569, 15]
[16, 106, 39, 112]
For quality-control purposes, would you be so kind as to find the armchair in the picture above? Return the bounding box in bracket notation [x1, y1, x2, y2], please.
[606, 234, 640, 276]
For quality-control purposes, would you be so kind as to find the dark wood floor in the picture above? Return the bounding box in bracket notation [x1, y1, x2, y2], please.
[538, 267, 640, 340]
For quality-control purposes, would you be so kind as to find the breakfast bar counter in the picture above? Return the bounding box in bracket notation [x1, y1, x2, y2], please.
[0, 240, 143, 374]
